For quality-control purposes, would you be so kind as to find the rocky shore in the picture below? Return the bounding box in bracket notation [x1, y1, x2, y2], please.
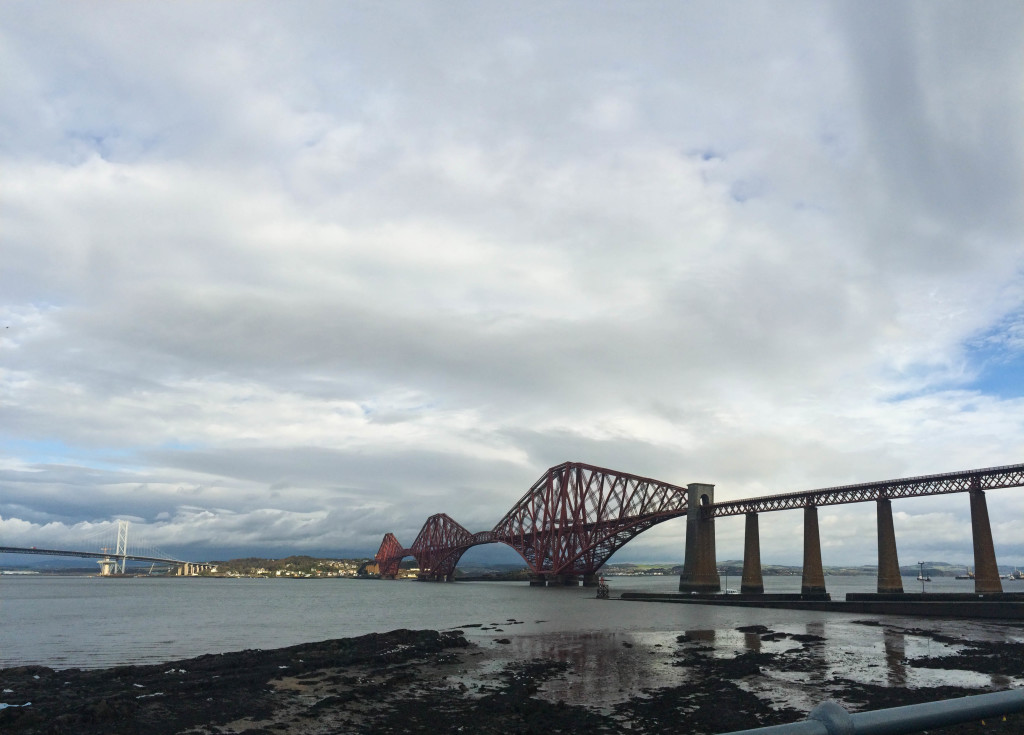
[2, 622, 1022, 734]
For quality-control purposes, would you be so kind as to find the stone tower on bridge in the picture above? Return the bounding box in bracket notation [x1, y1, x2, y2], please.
[678, 482, 720, 593]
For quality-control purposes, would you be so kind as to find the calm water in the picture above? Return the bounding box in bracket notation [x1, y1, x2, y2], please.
[1, 574, 1019, 671]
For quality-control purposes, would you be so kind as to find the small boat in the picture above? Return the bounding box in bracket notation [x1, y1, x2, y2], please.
[916, 575, 931, 582]
[955, 567, 974, 580]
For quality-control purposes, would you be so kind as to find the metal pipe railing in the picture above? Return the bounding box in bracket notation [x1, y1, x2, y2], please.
[723, 690, 1024, 735]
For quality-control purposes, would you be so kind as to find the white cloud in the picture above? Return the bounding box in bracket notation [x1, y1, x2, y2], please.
[1, 2, 1022, 568]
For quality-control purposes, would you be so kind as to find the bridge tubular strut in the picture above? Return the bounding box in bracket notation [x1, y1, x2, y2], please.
[740, 512, 764, 594]
[875, 498, 903, 594]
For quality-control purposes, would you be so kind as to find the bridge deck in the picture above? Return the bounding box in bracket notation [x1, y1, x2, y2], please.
[0, 546, 187, 564]
[712, 462, 1024, 516]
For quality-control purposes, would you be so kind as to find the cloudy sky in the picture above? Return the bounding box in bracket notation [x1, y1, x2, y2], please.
[2, 2, 1023, 569]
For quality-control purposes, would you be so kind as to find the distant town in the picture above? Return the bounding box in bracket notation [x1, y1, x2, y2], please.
[0, 556, 1002, 579]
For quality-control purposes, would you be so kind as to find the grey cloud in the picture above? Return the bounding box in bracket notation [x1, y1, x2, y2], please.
[836, 2, 1024, 251]
[1, 2, 1022, 565]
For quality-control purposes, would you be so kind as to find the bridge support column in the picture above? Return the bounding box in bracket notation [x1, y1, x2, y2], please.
[529, 574, 548, 587]
[740, 512, 764, 594]
[970, 487, 1003, 595]
[801, 505, 827, 596]
[581, 573, 599, 587]
[679, 483, 720, 593]
[553, 574, 580, 586]
[876, 498, 904, 594]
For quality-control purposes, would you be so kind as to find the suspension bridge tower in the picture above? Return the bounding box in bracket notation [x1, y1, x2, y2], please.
[97, 520, 130, 576]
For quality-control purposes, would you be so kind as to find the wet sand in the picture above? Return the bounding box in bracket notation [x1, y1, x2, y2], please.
[3, 617, 1024, 734]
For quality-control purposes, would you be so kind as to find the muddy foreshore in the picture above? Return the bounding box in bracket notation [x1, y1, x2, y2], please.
[2, 621, 1023, 735]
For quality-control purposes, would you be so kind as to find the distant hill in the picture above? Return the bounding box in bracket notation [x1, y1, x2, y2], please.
[7, 555, 1004, 579]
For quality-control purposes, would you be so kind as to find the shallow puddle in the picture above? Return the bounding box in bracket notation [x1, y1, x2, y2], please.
[465, 616, 1024, 713]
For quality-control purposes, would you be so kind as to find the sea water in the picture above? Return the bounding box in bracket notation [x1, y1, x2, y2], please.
[0, 574, 1019, 671]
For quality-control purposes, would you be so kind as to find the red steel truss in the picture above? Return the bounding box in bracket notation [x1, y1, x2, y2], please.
[375, 460, 1024, 581]
[490, 462, 690, 576]
[375, 462, 691, 579]
[375, 532, 406, 577]
[410, 514, 475, 581]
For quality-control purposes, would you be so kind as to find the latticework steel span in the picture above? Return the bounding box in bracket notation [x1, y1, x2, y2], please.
[713, 462, 1024, 517]
[375, 460, 1024, 583]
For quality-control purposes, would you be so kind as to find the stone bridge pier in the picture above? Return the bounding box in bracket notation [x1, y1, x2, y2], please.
[680, 481, 1007, 597]
[678, 483, 720, 593]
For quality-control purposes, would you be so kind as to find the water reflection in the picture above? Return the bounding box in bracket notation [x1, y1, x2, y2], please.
[805, 622, 827, 684]
[685, 629, 716, 645]
[883, 628, 907, 687]
[504, 631, 685, 708]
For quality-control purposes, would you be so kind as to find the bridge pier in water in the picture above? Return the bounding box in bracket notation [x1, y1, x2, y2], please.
[876, 498, 903, 593]
[970, 487, 1003, 595]
[740, 512, 763, 594]
[801, 505, 827, 595]
[678, 483, 720, 593]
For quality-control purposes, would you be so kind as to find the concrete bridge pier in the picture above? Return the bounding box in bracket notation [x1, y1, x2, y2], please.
[970, 487, 1003, 595]
[528, 574, 547, 587]
[581, 573, 599, 587]
[553, 574, 580, 586]
[801, 505, 827, 596]
[679, 483, 721, 593]
[876, 498, 904, 594]
[740, 512, 764, 594]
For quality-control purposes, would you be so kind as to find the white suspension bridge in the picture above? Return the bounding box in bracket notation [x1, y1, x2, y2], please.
[0, 520, 214, 576]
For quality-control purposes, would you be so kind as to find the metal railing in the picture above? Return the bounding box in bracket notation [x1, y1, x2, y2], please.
[723, 690, 1024, 735]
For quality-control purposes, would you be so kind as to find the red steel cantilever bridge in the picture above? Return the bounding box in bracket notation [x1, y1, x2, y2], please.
[377, 462, 690, 583]
[375, 460, 1024, 589]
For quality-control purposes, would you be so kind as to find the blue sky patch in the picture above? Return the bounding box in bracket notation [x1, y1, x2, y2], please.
[962, 344, 1024, 399]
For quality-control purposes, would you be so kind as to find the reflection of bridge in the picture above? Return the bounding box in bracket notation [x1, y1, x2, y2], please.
[375, 460, 1024, 594]
[0, 520, 213, 576]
